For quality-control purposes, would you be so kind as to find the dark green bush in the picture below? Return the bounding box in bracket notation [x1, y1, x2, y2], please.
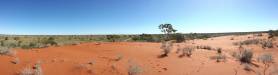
[170, 33, 185, 43]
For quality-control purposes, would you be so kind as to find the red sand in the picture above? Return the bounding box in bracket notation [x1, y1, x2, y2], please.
[0, 34, 277, 75]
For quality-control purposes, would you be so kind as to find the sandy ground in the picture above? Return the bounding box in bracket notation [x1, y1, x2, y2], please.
[0, 34, 278, 75]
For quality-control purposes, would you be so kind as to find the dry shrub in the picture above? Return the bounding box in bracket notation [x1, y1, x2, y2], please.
[179, 47, 194, 58]
[243, 63, 253, 71]
[114, 54, 123, 61]
[233, 49, 253, 63]
[159, 41, 173, 58]
[261, 40, 273, 49]
[176, 45, 181, 54]
[11, 57, 20, 64]
[196, 45, 212, 50]
[128, 63, 143, 75]
[216, 48, 222, 54]
[257, 53, 274, 75]
[19, 61, 43, 75]
[34, 61, 43, 75]
[19, 67, 34, 75]
[210, 54, 226, 62]
[230, 37, 234, 40]
[0, 47, 16, 56]
[234, 39, 261, 46]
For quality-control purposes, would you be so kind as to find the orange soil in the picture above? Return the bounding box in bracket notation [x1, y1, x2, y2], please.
[0, 34, 278, 75]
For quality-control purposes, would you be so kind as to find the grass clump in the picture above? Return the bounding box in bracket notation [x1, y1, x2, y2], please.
[128, 63, 143, 75]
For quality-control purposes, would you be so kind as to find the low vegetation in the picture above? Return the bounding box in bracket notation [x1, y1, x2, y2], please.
[261, 40, 273, 49]
[268, 30, 278, 38]
[180, 47, 194, 57]
[257, 53, 274, 75]
[210, 54, 226, 62]
[233, 39, 274, 49]
[0, 47, 16, 56]
[128, 63, 143, 75]
[210, 48, 226, 62]
[20, 67, 34, 75]
[196, 45, 212, 50]
[232, 49, 253, 63]
[159, 41, 173, 58]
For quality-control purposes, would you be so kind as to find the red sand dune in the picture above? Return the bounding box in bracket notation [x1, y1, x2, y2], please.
[1, 34, 278, 75]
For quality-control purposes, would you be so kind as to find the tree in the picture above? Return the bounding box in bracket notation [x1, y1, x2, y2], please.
[159, 24, 177, 41]
[268, 30, 278, 39]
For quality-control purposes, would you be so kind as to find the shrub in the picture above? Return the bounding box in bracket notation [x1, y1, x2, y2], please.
[0, 47, 10, 55]
[1, 40, 18, 48]
[20, 67, 34, 75]
[210, 54, 226, 62]
[176, 45, 181, 54]
[257, 53, 273, 64]
[233, 49, 253, 63]
[230, 37, 234, 40]
[34, 61, 43, 75]
[240, 49, 253, 63]
[243, 63, 252, 71]
[106, 35, 121, 42]
[180, 47, 193, 57]
[261, 40, 273, 49]
[131, 34, 158, 42]
[128, 63, 143, 75]
[203, 45, 212, 50]
[216, 48, 222, 54]
[257, 53, 273, 75]
[268, 30, 278, 38]
[240, 39, 261, 45]
[195, 45, 212, 50]
[0, 47, 16, 56]
[11, 57, 20, 64]
[42, 37, 57, 46]
[114, 54, 123, 61]
[171, 33, 185, 43]
[159, 41, 173, 58]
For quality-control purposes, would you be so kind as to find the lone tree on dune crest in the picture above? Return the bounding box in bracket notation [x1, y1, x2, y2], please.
[159, 23, 177, 41]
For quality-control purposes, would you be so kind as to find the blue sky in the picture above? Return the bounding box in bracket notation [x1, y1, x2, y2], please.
[0, 0, 277, 35]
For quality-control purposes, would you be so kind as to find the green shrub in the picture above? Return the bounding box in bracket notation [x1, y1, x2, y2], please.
[131, 34, 158, 42]
[106, 35, 121, 42]
[171, 33, 185, 43]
